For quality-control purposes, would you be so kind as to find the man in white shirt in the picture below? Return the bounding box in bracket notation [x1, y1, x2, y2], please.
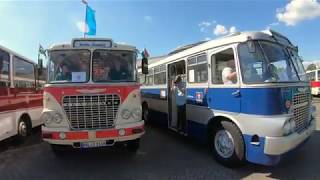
[222, 59, 237, 84]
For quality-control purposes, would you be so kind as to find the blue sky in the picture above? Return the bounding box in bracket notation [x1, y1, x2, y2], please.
[0, 0, 319, 63]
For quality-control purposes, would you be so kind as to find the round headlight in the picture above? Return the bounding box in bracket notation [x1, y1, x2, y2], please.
[283, 120, 291, 136]
[53, 113, 63, 124]
[121, 109, 131, 119]
[42, 112, 53, 125]
[132, 108, 142, 120]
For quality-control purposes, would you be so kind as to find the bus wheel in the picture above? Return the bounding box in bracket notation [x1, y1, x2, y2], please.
[142, 104, 149, 123]
[211, 121, 245, 167]
[126, 139, 140, 152]
[16, 119, 30, 142]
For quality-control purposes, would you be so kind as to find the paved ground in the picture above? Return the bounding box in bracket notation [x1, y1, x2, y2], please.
[0, 98, 319, 180]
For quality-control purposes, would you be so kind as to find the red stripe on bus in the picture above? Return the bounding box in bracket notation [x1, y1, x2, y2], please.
[51, 132, 89, 140]
[95, 125, 144, 138]
[44, 85, 139, 104]
[311, 81, 320, 87]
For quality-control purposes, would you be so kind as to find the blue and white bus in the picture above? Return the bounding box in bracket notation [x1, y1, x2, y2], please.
[139, 30, 316, 167]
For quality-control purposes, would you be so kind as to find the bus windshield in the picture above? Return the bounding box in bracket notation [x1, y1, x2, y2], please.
[92, 50, 136, 82]
[239, 41, 306, 84]
[48, 50, 90, 83]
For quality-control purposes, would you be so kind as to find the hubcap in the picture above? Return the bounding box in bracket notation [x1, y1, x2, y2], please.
[214, 130, 235, 159]
[19, 121, 27, 137]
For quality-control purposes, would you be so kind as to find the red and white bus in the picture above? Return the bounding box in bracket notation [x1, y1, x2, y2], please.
[41, 38, 146, 154]
[306, 69, 320, 96]
[0, 45, 43, 142]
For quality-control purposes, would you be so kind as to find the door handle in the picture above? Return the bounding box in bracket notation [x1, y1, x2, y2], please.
[231, 90, 241, 97]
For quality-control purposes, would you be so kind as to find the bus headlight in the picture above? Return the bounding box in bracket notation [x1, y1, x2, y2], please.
[132, 108, 142, 121]
[53, 113, 63, 124]
[42, 112, 53, 125]
[121, 109, 131, 119]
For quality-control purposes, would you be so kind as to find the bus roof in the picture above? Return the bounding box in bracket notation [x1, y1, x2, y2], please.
[145, 29, 297, 68]
[49, 38, 136, 52]
[0, 44, 35, 65]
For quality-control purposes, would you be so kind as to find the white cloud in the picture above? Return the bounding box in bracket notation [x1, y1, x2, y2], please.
[213, 24, 228, 36]
[144, 16, 153, 23]
[198, 20, 216, 32]
[77, 21, 87, 33]
[229, 26, 237, 34]
[276, 0, 320, 26]
[199, 21, 211, 32]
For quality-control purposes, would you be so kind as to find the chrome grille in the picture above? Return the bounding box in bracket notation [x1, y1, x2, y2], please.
[63, 94, 120, 130]
[293, 92, 310, 132]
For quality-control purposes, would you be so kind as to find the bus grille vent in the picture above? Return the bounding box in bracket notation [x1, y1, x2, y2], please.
[62, 94, 120, 130]
[293, 92, 310, 133]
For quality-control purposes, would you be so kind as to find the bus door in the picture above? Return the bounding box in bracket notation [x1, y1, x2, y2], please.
[208, 47, 241, 113]
[167, 60, 187, 132]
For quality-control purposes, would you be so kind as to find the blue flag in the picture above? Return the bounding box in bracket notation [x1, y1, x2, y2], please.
[85, 5, 96, 35]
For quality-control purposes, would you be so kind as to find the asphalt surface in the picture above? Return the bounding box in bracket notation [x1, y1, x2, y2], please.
[0, 98, 319, 180]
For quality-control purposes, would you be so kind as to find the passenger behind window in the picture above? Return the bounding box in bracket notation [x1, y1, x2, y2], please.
[55, 63, 71, 81]
[222, 59, 237, 84]
[243, 64, 261, 83]
[110, 57, 129, 80]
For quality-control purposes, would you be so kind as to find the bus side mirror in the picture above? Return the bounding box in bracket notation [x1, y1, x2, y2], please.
[38, 58, 43, 76]
[142, 57, 148, 74]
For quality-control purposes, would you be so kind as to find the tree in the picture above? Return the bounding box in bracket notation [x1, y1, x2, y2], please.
[306, 63, 317, 71]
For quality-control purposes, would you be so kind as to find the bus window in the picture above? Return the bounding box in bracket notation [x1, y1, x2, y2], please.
[0, 49, 10, 87]
[211, 48, 237, 84]
[187, 54, 207, 83]
[146, 68, 154, 85]
[318, 70, 320, 81]
[154, 64, 166, 85]
[14, 56, 35, 88]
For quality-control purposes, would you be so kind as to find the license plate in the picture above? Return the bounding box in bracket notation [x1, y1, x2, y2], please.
[80, 141, 108, 148]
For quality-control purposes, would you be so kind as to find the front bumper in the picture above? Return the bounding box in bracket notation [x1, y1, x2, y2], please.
[264, 120, 315, 155]
[42, 121, 144, 147]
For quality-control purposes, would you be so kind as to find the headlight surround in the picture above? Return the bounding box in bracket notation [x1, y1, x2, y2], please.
[283, 118, 296, 136]
[289, 119, 296, 132]
[131, 108, 142, 121]
[283, 120, 291, 136]
[121, 109, 131, 119]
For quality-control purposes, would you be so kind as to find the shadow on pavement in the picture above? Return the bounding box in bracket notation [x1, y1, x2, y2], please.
[0, 126, 43, 154]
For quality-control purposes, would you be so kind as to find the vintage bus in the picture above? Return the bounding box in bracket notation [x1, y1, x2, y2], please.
[41, 38, 145, 154]
[139, 30, 316, 167]
[306, 69, 320, 96]
[0, 45, 43, 142]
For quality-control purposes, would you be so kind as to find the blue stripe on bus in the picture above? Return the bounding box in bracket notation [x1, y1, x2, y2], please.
[141, 87, 304, 115]
[141, 88, 167, 100]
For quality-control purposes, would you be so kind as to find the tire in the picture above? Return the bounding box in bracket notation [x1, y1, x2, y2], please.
[210, 121, 245, 167]
[142, 104, 149, 124]
[15, 119, 30, 142]
[126, 139, 140, 152]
